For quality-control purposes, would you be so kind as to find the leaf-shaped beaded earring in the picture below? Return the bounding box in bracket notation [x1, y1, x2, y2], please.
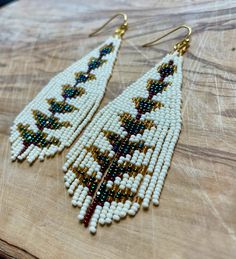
[63, 25, 192, 234]
[9, 13, 128, 163]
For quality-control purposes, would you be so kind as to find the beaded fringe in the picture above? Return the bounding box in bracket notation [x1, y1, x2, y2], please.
[63, 51, 183, 234]
[10, 36, 121, 163]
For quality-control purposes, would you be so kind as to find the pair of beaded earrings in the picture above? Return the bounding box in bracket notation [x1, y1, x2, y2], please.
[10, 13, 192, 234]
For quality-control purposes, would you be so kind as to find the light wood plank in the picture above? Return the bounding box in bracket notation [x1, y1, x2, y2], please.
[0, 0, 236, 258]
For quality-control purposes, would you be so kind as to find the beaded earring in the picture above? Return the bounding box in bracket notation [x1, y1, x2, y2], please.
[9, 13, 128, 163]
[63, 25, 192, 234]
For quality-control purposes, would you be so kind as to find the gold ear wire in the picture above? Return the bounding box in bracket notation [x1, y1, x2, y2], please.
[142, 25, 192, 55]
[89, 13, 128, 38]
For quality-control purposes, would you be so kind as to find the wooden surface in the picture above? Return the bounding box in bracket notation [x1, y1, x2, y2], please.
[0, 0, 236, 258]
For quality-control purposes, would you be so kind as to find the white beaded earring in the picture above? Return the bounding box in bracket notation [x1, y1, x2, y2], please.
[63, 25, 192, 234]
[10, 13, 128, 163]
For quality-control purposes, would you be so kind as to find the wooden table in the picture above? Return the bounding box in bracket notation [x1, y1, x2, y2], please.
[1, 0, 236, 258]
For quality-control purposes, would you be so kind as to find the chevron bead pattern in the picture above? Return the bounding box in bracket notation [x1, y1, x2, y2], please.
[10, 36, 121, 163]
[63, 52, 183, 234]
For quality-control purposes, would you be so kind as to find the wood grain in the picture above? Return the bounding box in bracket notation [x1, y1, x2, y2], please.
[0, 0, 236, 258]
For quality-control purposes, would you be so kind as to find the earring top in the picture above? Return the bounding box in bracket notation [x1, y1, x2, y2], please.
[89, 13, 128, 38]
[142, 25, 192, 55]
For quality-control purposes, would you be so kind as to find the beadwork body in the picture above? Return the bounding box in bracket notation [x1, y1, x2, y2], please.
[10, 37, 121, 163]
[63, 51, 183, 233]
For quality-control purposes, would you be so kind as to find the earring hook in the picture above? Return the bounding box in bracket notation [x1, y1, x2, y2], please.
[89, 13, 128, 38]
[142, 25, 192, 55]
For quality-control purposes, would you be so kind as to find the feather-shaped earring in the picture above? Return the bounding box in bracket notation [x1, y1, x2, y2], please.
[9, 13, 128, 163]
[63, 25, 192, 234]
